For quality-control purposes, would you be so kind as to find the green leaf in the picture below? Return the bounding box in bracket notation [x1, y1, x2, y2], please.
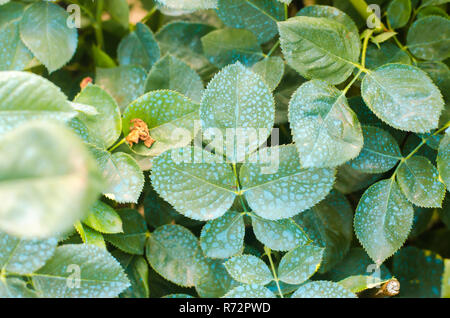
[146, 224, 206, 287]
[216, 0, 284, 44]
[71, 103, 99, 117]
[224, 255, 273, 285]
[104, 209, 147, 255]
[388, 0, 412, 29]
[32, 244, 130, 298]
[201, 28, 263, 68]
[145, 55, 204, 103]
[274, 65, 306, 125]
[438, 134, 450, 189]
[156, 0, 217, 10]
[293, 190, 355, 273]
[0, 71, 76, 136]
[0, 2, 33, 71]
[410, 206, 434, 238]
[92, 45, 117, 68]
[289, 80, 363, 168]
[123, 90, 200, 157]
[393, 246, 445, 297]
[402, 133, 439, 164]
[291, 281, 356, 298]
[251, 56, 285, 91]
[278, 16, 360, 85]
[200, 62, 274, 163]
[278, 245, 324, 285]
[327, 248, 392, 293]
[19, 2, 77, 73]
[0, 278, 37, 298]
[297, 4, 360, 40]
[0, 231, 57, 275]
[349, 126, 402, 174]
[144, 187, 202, 229]
[90, 148, 144, 204]
[420, 0, 450, 8]
[104, 0, 129, 29]
[74, 222, 106, 249]
[361, 64, 444, 133]
[417, 6, 449, 19]
[240, 144, 335, 220]
[195, 259, 239, 298]
[200, 211, 245, 259]
[397, 155, 446, 207]
[354, 179, 414, 265]
[373, 32, 399, 46]
[155, 22, 215, 71]
[0, 122, 102, 238]
[83, 201, 123, 234]
[73, 84, 122, 149]
[151, 146, 237, 221]
[251, 215, 309, 252]
[407, 16, 450, 61]
[112, 250, 150, 298]
[348, 95, 406, 143]
[417, 61, 450, 127]
[223, 284, 276, 298]
[96, 65, 147, 111]
[364, 43, 411, 71]
[69, 118, 104, 148]
[334, 163, 383, 194]
[118, 22, 160, 72]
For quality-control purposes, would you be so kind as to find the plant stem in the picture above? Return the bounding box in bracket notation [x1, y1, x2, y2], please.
[141, 6, 158, 24]
[349, 0, 385, 32]
[284, 4, 288, 20]
[232, 163, 248, 211]
[267, 40, 280, 57]
[95, 0, 104, 49]
[108, 138, 127, 152]
[265, 247, 283, 298]
[391, 120, 450, 180]
[361, 29, 374, 68]
[342, 70, 362, 95]
[386, 19, 418, 64]
[341, 30, 372, 94]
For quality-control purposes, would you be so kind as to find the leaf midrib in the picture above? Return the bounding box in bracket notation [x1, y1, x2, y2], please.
[166, 165, 238, 195]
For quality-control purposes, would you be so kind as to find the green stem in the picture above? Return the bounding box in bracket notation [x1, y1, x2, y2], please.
[391, 121, 450, 180]
[265, 247, 283, 298]
[386, 19, 418, 64]
[108, 138, 127, 152]
[343, 70, 363, 95]
[232, 163, 248, 211]
[94, 0, 104, 49]
[349, 0, 385, 32]
[141, 6, 158, 24]
[361, 29, 374, 68]
[284, 4, 289, 20]
[341, 30, 371, 95]
[267, 40, 280, 57]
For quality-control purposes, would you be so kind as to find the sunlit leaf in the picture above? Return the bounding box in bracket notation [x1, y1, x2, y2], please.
[289, 80, 363, 168]
[240, 145, 335, 220]
[354, 179, 414, 265]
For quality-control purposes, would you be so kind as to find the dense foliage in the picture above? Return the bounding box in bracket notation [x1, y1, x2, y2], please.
[0, 0, 449, 298]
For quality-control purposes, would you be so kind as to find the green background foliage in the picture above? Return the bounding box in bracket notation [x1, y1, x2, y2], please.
[0, 0, 449, 299]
